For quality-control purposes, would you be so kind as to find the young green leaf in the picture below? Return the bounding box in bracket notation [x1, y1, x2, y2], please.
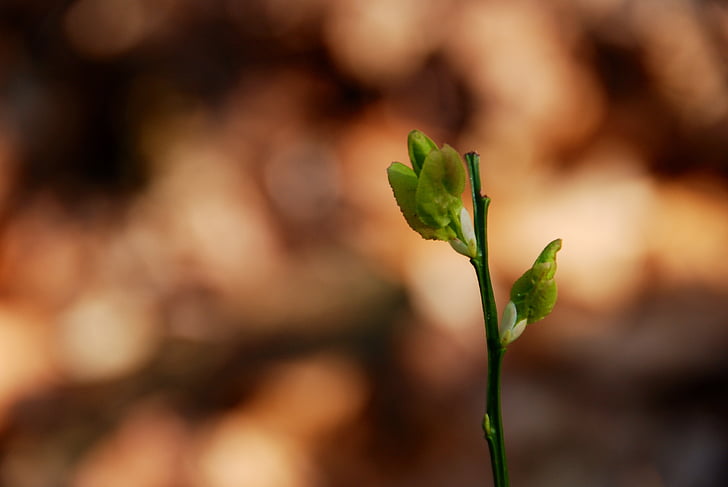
[407, 129, 438, 176]
[387, 162, 456, 241]
[509, 239, 562, 325]
[415, 145, 466, 229]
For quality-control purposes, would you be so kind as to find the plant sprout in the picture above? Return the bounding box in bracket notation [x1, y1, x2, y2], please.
[387, 130, 562, 487]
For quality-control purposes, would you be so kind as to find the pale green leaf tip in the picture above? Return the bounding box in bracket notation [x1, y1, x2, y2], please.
[536, 238, 562, 264]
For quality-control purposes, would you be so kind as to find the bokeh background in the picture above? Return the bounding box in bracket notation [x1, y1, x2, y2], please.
[0, 0, 727, 486]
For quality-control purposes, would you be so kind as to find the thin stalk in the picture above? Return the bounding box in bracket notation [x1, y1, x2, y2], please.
[465, 152, 509, 487]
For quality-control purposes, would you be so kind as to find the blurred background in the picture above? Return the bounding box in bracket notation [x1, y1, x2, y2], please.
[0, 0, 727, 486]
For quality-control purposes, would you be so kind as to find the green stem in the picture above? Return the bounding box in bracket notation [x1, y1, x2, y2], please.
[465, 152, 509, 487]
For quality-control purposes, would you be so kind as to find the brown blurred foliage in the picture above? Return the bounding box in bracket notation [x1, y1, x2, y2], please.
[0, 0, 727, 486]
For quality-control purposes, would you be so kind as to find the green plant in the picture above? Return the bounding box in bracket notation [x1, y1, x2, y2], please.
[387, 130, 562, 487]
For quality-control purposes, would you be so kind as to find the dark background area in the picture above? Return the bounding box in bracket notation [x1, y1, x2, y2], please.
[0, 0, 726, 486]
